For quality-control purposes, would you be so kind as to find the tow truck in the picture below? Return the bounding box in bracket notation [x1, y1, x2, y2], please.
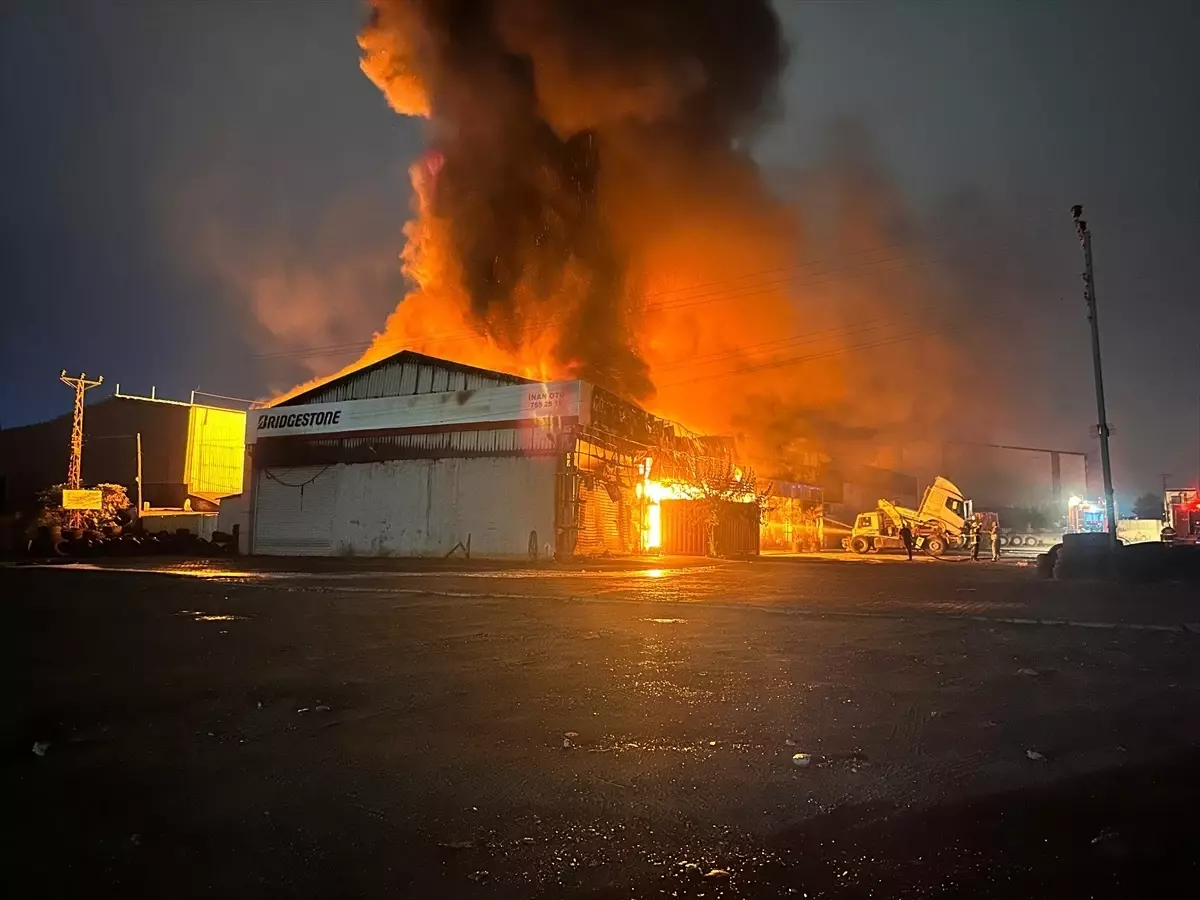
[844, 476, 974, 558]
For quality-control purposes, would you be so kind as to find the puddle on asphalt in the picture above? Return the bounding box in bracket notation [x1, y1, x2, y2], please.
[29, 563, 714, 582]
[44, 563, 271, 581]
[177, 610, 249, 622]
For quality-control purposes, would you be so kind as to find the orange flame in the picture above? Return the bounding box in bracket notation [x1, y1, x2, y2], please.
[272, 4, 983, 482]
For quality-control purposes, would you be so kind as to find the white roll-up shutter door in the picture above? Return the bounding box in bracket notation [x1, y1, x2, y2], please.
[253, 465, 339, 556]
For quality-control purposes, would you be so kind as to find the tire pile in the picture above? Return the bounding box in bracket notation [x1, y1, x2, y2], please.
[26, 524, 235, 558]
[1037, 535, 1200, 582]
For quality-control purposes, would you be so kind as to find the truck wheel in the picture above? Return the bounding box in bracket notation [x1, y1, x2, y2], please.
[925, 536, 946, 557]
[1023, 535, 1038, 547]
[998, 535, 1009, 547]
[849, 536, 870, 554]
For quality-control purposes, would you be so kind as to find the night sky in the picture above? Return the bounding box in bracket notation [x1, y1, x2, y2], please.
[2, 0, 1198, 501]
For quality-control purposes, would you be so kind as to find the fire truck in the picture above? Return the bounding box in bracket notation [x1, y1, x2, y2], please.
[1165, 489, 1200, 545]
[1066, 496, 1111, 534]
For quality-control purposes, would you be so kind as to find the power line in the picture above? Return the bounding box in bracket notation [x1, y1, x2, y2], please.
[252, 237, 1013, 362]
[649, 298, 974, 375]
[252, 238, 1026, 364]
[657, 310, 1005, 389]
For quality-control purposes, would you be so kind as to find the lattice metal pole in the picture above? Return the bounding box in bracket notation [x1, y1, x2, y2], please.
[59, 370, 104, 529]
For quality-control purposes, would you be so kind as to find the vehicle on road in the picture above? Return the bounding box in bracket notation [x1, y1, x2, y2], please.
[844, 476, 972, 558]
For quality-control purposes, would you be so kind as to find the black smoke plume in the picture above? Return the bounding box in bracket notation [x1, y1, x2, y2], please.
[359, 0, 788, 399]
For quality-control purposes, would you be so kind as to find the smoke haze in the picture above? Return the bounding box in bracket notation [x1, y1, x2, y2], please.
[278, 1, 1016, 480]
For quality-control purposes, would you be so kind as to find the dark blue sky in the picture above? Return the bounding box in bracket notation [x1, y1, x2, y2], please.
[2, 0, 1198, 497]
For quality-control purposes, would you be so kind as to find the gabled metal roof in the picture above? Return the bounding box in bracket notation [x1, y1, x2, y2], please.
[276, 350, 535, 407]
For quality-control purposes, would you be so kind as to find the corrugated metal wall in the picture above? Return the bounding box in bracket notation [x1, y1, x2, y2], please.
[660, 499, 760, 557]
[714, 501, 761, 556]
[288, 355, 527, 405]
[185, 406, 246, 497]
[254, 425, 560, 468]
[660, 500, 708, 556]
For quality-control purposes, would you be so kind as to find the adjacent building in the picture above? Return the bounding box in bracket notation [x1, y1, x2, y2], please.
[0, 390, 245, 514]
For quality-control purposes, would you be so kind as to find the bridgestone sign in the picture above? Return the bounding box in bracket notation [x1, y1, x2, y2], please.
[256, 410, 343, 431]
[244, 381, 590, 445]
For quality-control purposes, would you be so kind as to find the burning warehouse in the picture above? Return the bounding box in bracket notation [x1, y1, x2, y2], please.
[232, 351, 760, 558]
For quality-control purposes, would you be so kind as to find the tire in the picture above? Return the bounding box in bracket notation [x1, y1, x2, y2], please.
[849, 536, 870, 554]
[1024, 535, 1038, 547]
[1037, 544, 1060, 578]
[998, 535, 1010, 547]
[925, 536, 946, 557]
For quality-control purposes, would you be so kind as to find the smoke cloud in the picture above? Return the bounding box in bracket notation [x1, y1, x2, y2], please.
[269, 1, 1012, 487]
[357, 0, 790, 400]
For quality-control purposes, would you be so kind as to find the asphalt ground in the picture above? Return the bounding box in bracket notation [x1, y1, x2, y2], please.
[5, 556, 1200, 898]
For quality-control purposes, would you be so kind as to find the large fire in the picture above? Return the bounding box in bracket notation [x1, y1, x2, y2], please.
[272, 1, 974, 477]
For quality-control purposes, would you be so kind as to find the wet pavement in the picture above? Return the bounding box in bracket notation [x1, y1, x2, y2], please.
[5, 558, 1200, 897]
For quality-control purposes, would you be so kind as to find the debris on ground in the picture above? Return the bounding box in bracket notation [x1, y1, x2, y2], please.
[314, 705, 331, 713]
[564, 731, 579, 738]
[705, 868, 731, 878]
[784, 738, 796, 746]
[31, 741, 50, 757]
[439, 840, 476, 850]
[1018, 667, 1040, 676]
[1026, 749, 1046, 761]
[792, 752, 813, 767]
[1090, 829, 1118, 846]
[467, 870, 489, 882]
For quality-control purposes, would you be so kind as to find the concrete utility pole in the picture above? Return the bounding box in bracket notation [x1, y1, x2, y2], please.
[1071, 206, 1117, 543]
[59, 370, 104, 528]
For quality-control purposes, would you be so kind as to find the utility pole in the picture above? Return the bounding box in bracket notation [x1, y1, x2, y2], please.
[1071, 206, 1117, 543]
[136, 431, 144, 514]
[59, 370, 104, 528]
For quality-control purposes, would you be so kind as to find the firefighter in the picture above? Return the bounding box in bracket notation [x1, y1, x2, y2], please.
[990, 519, 1000, 560]
[969, 517, 981, 560]
[899, 521, 914, 561]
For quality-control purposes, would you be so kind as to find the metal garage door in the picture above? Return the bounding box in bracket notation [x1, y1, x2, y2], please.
[573, 477, 634, 557]
[252, 465, 339, 556]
